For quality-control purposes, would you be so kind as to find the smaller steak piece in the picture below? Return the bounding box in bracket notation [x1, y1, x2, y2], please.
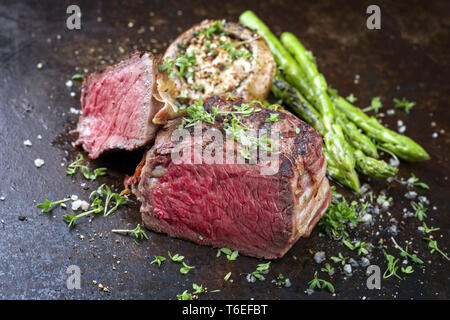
[129, 97, 331, 259]
[76, 52, 163, 159]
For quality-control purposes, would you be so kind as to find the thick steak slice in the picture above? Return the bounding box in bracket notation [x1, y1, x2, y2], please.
[76, 52, 163, 159]
[129, 97, 331, 259]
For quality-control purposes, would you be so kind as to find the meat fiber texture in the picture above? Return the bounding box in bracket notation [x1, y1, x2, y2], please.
[76, 52, 163, 159]
[129, 97, 331, 259]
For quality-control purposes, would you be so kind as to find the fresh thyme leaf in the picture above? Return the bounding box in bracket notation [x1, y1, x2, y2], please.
[423, 237, 450, 260]
[408, 173, 429, 189]
[180, 261, 195, 274]
[382, 251, 402, 280]
[265, 113, 280, 123]
[319, 196, 360, 239]
[363, 97, 383, 113]
[411, 201, 427, 221]
[346, 93, 357, 103]
[66, 153, 85, 175]
[391, 237, 423, 264]
[330, 253, 348, 266]
[158, 57, 175, 76]
[422, 222, 439, 234]
[112, 224, 148, 241]
[175, 51, 196, 80]
[177, 290, 193, 300]
[202, 20, 225, 39]
[224, 272, 232, 281]
[150, 256, 166, 267]
[401, 266, 414, 274]
[62, 200, 103, 229]
[168, 251, 185, 262]
[217, 248, 238, 261]
[36, 198, 70, 213]
[192, 283, 205, 294]
[71, 74, 85, 81]
[321, 263, 335, 275]
[393, 97, 416, 114]
[343, 239, 371, 255]
[308, 272, 335, 293]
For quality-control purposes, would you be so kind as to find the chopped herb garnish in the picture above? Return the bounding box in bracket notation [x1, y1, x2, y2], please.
[150, 256, 166, 267]
[346, 93, 357, 103]
[62, 198, 103, 228]
[308, 272, 335, 293]
[295, 128, 301, 134]
[36, 198, 70, 213]
[342, 239, 371, 255]
[192, 283, 205, 294]
[177, 290, 193, 300]
[179, 97, 215, 128]
[330, 252, 348, 266]
[401, 266, 414, 274]
[112, 224, 148, 241]
[247, 262, 271, 282]
[391, 237, 423, 264]
[224, 272, 232, 281]
[66, 153, 107, 181]
[90, 184, 127, 216]
[393, 97, 415, 114]
[180, 261, 195, 274]
[175, 51, 196, 80]
[158, 57, 175, 76]
[408, 173, 429, 190]
[382, 251, 402, 280]
[321, 263, 335, 275]
[411, 201, 427, 221]
[168, 251, 184, 262]
[265, 113, 280, 123]
[216, 248, 239, 260]
[319, 196, 360, 239]
[363, 97, 383, 113]
[422, 222, 440, 234]
[423, 237, 450, 260]
[202, 20, 225, 39]
[71, 74, 84, 81]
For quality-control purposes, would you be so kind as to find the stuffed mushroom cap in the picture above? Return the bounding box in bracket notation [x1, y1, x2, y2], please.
[163, 19, 276, 103]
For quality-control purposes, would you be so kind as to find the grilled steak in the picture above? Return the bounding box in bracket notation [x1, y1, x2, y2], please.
[128, 97, 331, 259]
[163, 20, 276, 103]
[76, 52, 163, 159]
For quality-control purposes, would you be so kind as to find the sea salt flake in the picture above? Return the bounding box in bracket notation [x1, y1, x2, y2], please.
[34, 158, 45, 168]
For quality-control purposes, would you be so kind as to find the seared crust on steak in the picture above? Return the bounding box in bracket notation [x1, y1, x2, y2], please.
[129, 97, 331, 259]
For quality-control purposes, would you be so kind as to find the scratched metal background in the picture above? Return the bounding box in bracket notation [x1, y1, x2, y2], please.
[0, 0, 449, 300]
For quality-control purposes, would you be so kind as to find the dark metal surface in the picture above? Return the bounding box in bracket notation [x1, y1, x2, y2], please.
[0, 0, 449, 300]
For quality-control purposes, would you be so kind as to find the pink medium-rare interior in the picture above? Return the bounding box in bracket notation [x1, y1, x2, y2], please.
[77, 54, 153, 159]
[147, 162, 291, 252]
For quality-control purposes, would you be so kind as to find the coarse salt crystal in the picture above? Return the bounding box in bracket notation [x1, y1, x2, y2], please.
[23, 140, 32, 146]
[34, 158, 45, 168]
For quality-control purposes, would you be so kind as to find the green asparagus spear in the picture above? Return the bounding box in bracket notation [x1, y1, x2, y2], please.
[334, 96, 429, 162]
[273, 75, 396, 179]
[322, 146, 359, 190]
[277, 31, 359, 191]
[239, 11, 315, 103]
[271, 74, 325, 135]
[353, 149, 398, 179]
[280, 32, 337, 128]
[336, 113, 379, 158]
